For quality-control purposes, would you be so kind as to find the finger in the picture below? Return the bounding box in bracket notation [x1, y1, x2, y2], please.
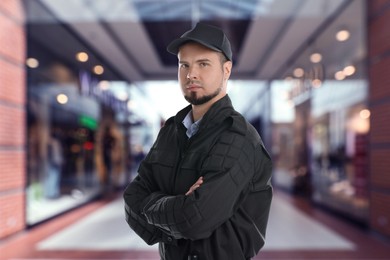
[185, 187, 194, 196]
[196, 177, 203, 184]
[185, 184, 200, 196]
[185, 177, 204, 195]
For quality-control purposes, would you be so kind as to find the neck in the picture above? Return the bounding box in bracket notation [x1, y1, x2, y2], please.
[191, 94, 225, 121]
[191, 103, 210, 122]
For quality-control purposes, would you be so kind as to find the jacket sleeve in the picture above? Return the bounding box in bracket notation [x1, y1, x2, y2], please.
[123, 166, 177, 246]
[232, 144, 273, 253]
[142, 131, 272, 241]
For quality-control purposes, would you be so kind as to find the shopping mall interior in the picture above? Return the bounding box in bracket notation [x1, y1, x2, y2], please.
[0, 0, 390, 259]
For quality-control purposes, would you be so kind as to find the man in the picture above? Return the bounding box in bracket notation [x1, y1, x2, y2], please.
[124, 23, 273, 260]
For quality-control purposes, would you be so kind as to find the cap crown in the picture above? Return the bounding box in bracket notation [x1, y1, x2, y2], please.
[167, 23, 232, 61]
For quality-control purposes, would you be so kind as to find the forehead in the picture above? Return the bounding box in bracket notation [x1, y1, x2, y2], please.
[178, 42, 220, 60]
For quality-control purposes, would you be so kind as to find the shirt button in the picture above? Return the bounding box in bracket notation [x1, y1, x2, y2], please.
[167, 236, 173, 242]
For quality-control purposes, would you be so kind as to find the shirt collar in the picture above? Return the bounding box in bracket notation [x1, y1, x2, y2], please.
[182, 110, 202, 138]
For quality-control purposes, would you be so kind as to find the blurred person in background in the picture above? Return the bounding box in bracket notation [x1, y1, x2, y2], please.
[102, 126, 115, 191]
[124, 23, 273, 260]
[45, 131, 64, 199]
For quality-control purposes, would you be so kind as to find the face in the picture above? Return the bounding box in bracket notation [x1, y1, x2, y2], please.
[178, 42, 232, 106]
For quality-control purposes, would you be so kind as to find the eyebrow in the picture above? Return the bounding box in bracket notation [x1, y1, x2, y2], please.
[179, 58, 212, 64]
[196, 58, 211, 63]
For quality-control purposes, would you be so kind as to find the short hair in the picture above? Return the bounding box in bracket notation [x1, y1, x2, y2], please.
[218, 52, 229, 66]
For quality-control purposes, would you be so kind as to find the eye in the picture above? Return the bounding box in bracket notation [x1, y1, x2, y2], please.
[199, 62, 208, 67]
[179, 63, 189, 69]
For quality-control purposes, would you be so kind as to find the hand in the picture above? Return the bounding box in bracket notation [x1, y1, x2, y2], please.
[185, 176, 203, 196]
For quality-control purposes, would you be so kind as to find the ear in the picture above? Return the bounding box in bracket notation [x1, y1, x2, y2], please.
[224, 61, 232, 80]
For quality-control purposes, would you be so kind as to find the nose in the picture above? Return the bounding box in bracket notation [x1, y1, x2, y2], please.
[186, 67, 197, 80]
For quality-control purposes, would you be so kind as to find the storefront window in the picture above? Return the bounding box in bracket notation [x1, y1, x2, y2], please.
[272, 0, 368, 222]
[27, 78, 103, 224]
[25, 38, 126, 225]
[310, 80, 369, 221]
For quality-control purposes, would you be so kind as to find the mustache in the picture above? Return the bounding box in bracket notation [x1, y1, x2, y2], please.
[186, 80, 202, 87]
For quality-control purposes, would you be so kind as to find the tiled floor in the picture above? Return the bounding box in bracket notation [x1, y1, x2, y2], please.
[1, 190, 389, 260]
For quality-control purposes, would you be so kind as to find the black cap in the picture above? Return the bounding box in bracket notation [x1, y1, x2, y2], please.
[167, 23, 232, 61]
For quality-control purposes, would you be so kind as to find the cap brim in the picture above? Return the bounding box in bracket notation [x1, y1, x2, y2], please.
[167, 37, 222, 55]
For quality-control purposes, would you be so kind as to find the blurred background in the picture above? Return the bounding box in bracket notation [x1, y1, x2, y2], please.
[0, 0, 389, 259]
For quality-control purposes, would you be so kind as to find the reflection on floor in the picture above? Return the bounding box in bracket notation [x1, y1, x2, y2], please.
[37, 195, 354, 252]
[27, 186, 101, 225]
[37, 197, 155, 251]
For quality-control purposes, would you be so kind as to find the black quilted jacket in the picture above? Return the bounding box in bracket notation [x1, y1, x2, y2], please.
[124, 95, 273, 260]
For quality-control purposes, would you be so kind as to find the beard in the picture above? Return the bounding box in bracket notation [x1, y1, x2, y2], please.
[184, 86, 222, 105]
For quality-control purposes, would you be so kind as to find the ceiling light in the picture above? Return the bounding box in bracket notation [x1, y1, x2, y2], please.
[359, 109, 370, 119]
[76, 52, 89, 62]
[56, 94, 68, 104]
[312, 79, 322, 88]
[26, 58, 39, 68]
[310, 53, 322, 63]
[98, 80, 110, 90]
[343, 65, 356, 76]
[93, 65, 104, 75]
[335, 71, 346, 80]
[293, 68, 304, 78]
[336, 29, 350, 42]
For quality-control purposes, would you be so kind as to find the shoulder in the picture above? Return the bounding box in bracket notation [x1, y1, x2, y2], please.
[163, 116, 175, 126]
[228, 112, 259, 141]
[227, 112, 270, 155]
[150, 116, 177, 148]
[227, 111, 247, 134]
[217, 113, 258, 153]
